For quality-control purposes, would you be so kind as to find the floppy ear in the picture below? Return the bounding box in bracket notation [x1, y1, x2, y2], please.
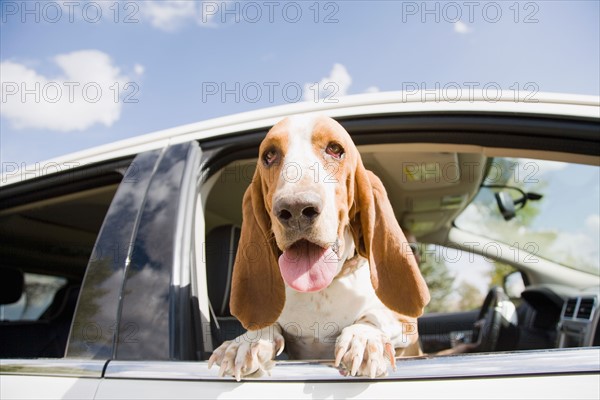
[350, 164, 430, 318]
[230, 168, 285, 330]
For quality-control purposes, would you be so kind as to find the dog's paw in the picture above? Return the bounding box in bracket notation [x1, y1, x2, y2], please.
[208, 328, 285, 381]
[334, 324, 396, 378]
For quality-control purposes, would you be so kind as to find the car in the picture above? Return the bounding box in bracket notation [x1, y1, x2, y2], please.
[1, 91, 599, 399]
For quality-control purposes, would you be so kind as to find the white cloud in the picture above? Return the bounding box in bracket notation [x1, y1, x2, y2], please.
[586, 214, 600, 232]
[454, 20, 472, 34]
[134, 63, 145, 76]
[1, 50, 132, 132]
[56, 1, 223, 31]
[139, 0, 220, 31]
[364, 86, 380, 93]
[550, 230, 599, 274]
[140, 0, 198, 31]
[304, 63, 352, 102]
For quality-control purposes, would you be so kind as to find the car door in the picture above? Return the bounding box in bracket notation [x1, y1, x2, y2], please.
[0, 153, 135, 399]
[1, 141, 207, 399]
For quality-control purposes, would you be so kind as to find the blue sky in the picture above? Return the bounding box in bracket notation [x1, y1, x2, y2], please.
[1, 0, 599, 166]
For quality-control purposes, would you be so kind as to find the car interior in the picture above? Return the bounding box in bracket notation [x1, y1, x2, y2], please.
[0, 170, 123, 358]
[0, 141, 598, 362]
[202, 143, 600, 357]
[203, 145, 487, 349]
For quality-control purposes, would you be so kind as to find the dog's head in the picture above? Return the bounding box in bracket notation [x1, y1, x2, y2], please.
[230, 115, 430, 329]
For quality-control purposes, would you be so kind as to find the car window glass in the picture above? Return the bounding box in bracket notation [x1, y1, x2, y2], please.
[455, 157, 599, 275]
[0, 168, 125, 359]
[0, 273, 67, 321]
[419, 243, 517, 313]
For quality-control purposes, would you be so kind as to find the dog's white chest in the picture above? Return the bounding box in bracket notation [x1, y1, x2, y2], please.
[277, 266, 381, 359]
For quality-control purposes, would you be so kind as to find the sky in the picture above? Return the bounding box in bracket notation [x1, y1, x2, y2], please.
[1, 0, 599, 167]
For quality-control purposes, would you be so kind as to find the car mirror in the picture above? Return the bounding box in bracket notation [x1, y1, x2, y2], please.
[495, 191, 516, 221]
[483, 185, 543, 221]
[504, 271, 525, 299]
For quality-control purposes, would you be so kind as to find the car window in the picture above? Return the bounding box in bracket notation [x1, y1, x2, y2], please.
[455, 157, 600, 275]
[418, 243, 517, 313]
[0, 273, 67, 321]
[0, 167, 125, 359]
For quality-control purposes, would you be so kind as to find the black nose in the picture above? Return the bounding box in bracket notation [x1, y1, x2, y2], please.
[274, 192, 322, 228]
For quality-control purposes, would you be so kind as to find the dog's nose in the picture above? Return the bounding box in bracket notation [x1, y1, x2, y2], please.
[274, 192, 322, 228]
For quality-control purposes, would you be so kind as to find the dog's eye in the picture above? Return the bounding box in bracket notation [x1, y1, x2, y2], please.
[263, 149, 278, 167]
[326, 143, 345, 159]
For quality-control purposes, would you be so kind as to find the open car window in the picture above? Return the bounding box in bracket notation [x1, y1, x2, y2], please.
[201, 141, 600, 367]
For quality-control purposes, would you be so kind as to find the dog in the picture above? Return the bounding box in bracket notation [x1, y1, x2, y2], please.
[208, 115, 430, 380]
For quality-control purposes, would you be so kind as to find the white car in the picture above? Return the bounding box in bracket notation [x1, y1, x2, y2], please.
[1, 92, 599, 399]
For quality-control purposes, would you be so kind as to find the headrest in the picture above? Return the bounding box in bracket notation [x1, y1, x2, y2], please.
[205, 225, 241, 317]
[0, 267, 24, 305]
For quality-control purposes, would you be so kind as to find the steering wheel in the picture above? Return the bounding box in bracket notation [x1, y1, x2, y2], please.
[472, 286, 518, 352]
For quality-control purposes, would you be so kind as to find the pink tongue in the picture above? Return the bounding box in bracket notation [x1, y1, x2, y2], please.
[278, 240, 338, 292]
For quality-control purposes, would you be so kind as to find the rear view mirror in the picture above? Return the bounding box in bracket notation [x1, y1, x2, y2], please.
[483, 185, 543, 221]
[495, 192, 516, 221]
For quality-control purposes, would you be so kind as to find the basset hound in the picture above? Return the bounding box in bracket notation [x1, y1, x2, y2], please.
[208, 115, 430, 380]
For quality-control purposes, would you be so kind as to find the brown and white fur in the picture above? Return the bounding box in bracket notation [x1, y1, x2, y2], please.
[208, 115, 430, 380]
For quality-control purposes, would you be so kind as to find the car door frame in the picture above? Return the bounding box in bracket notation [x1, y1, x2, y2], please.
[1, 140, 208, 398]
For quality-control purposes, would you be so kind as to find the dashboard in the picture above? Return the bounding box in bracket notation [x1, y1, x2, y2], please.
[558, 295, 600, 348]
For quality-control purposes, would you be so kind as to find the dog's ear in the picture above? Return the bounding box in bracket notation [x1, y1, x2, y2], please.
[350, 163, 430, 317]
[230, 168, 285, 330]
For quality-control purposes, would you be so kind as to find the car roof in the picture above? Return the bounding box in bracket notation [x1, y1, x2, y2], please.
[2, 91, 598, 188]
